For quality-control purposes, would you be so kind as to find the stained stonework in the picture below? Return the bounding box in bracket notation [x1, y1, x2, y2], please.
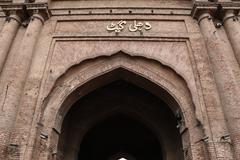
[0, 0, 240, 160]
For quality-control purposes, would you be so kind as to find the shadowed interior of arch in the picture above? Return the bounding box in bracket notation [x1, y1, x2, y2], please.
[58, 80, 184, 160]
[79, 114, 163, 160]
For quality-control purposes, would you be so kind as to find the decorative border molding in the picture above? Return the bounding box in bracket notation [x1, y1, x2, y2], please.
[50, 7, 192, 16]
[52, 35, 189, 41]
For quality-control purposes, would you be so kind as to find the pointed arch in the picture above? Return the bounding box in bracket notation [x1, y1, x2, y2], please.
[36, 52, 206, 160]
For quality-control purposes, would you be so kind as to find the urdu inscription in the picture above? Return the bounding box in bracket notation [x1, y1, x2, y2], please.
[107, 20, 152, 33]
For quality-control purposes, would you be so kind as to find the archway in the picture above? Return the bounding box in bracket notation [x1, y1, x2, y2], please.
[58, 80, 183, 160]
[37, 54, 206, 160]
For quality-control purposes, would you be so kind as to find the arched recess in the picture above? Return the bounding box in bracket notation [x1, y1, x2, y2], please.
[35, 52, 206, 160]
[71, 110, 167, 160]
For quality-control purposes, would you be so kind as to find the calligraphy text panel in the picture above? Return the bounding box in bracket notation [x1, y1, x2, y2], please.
[55, 20, 187, 36]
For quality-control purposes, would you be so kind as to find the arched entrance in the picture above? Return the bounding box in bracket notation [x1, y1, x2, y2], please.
[58, 80, 183, 160]
[78, 114, 163, 160]
[37, 54, 206, 160]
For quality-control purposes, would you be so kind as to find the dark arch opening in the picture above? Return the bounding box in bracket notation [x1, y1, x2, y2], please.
[78, 114, 163, 160]
[58, 80, 184, 160]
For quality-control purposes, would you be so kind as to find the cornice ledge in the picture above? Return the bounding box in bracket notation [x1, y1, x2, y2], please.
[191, 1, 240, 20]
[191, 2, 218, 19]
[25, 2, 51, 21]
[0, 2, 51, 21]
[221, 2, 240, 16]
[0, 3, 26, 19]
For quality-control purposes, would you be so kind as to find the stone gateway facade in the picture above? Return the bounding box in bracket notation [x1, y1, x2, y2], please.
[0, 0, 240, 160]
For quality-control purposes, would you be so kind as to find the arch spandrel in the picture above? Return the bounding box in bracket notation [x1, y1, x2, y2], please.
[44, 41, 200, 110]
[47, 41, 196, 91]
[42, 45, 204, 124]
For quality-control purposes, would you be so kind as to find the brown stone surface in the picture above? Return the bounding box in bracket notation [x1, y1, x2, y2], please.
[0, 0, 240, 160]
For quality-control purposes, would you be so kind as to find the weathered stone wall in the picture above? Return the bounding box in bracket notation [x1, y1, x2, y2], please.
[0, 7, 5, 31]
[0, 0, 239, 160]
[0, 18, 4, 31]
